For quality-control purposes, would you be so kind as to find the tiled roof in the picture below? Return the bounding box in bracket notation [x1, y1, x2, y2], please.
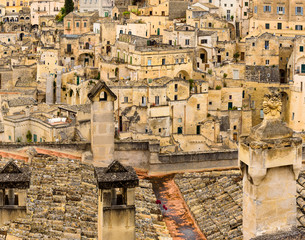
[135, 179, 172, 239]
[58, 104, 91, 114]
[175, 170, 305, 240]
[7, 97, 37, 107]
[0, 155, 170, 239]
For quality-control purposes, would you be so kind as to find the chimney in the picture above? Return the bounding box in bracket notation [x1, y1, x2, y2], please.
[88, 81, 117, 167]
[239, 93, 302, 239]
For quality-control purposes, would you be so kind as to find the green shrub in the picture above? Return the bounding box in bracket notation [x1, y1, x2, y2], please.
[26, 131, 32, 143]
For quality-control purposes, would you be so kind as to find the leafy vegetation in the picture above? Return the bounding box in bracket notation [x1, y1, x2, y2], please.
[26, 131, 32, 143]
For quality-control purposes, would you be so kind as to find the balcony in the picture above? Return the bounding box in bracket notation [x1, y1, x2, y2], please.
[65, 49, 73, 55]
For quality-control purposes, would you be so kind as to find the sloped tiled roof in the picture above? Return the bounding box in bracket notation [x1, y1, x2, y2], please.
[175, 170, 305, 240]
[7, 97, 37, 107]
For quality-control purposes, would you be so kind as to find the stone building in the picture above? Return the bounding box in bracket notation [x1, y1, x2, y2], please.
[244, 33, 281, 83]
[79, 0, 114, 17]
[59, 32, 100, 68]
[104, 34, 196, 81]
[0, 0, 30, 14]
[29, 0, 64, 26]
[63, 11, 99, 35]
[287, 35, 305, 132]
[250, 0, 305, 37]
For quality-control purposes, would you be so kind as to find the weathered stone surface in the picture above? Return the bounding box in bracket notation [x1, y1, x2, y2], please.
[3, 156, 98, 239]
[0, 156, 170, 240]
[135, 179, 172, 240]
[175, 170, 305, 240]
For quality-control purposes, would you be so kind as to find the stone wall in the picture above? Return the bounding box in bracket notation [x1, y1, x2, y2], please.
[0, 142, 91, 152]
[149, 150, 238, 174]
[245, 66, 280, 83]
[168, 1, 188, 20]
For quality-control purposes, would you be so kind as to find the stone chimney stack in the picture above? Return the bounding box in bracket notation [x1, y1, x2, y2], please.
[239, 93, 302, 240]
[88, 81, 117, 167]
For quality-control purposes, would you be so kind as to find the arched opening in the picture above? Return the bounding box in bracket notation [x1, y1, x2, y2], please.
[197, 48, 208, 71]
[78, 53, 94, 67]
[19, 33, 24, 41]
[198, 48, 208, 64]
[176, 70, 190, 80]
[228, 23, 236, 40]
[85, 42, 89, 49]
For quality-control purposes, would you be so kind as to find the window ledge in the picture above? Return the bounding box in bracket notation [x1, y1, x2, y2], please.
[0, 205, 26, 210]
[103, 205, 135, 210]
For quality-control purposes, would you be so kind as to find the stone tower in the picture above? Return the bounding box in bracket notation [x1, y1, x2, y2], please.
[239, 93, 302, 240]
[88, 81, 117, 167]
[95, 160, 139, 240]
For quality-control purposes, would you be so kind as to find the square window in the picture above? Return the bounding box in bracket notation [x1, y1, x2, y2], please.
[266, 60, 270, 65]
[197, 104, 200, 109]
[174, 95, 178, 100]
[300, 46, 304, 52]
[296, 7, 303, 16]
[178, 118, 182, 123]
[209, 101, 212, 105]
[264, 6, 271, 12]
[296, 25, 303, 30]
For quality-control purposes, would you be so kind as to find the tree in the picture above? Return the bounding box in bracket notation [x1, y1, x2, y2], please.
[55, 7, 66, 22]
[65, 0, 74, 15]
[233, 52, 240, 62]
[26, 131, 32, 143]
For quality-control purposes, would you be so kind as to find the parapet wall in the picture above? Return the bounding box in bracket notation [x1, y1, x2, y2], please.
[0, 141, 303, 175]
[0, 142, 91, 151]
